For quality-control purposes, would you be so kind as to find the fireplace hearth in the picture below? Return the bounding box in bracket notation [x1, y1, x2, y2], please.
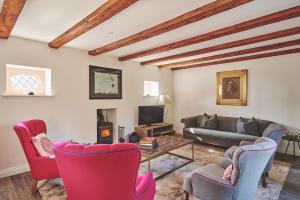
[97, 109, 113, 144]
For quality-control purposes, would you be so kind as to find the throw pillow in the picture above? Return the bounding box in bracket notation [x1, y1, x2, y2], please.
[223, 164, 233, 180]
[199, 113, 209, 128]
[200, 113, 218, 129]
[237, 117, 259, 136]
[32, 133, 55, 157]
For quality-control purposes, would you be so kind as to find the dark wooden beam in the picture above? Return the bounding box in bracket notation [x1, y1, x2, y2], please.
[0, 0, 26, 39]
[120, 5, 300, 61]
[49, 0, 137, 48]
[142, 26, 300, 65]
[159, 39, 300, 68]
[88, 0, 253, 56]
[172, 48, 300, 70]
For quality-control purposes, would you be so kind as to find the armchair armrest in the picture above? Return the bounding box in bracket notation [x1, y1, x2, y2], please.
[240, 140, 254, 146]
[29, 156, 60, 179]
[31, 156, 56, 164]
[135, 172, 155, 200]
[190, 164, 234, 199]
[224, 146, 238, 159]
[219, 158, 232, 169]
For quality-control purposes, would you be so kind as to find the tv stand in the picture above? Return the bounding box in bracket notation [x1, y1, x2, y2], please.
[134, 123, 175, 138]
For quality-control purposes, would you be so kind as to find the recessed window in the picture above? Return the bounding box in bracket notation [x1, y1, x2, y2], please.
[5, 64, 52, 96]
[144, 81, 159, 96]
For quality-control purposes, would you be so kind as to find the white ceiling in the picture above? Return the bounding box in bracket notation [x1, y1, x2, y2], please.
[11, 0, 300, 65]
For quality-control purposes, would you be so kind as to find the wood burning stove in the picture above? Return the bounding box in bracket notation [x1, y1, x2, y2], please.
[97, 109, 113, 144]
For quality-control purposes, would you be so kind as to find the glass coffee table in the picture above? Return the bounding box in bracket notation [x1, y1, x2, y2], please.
[140, 134, 194, 180]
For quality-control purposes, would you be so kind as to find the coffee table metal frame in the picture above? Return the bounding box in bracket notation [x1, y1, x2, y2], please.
[141, 138, 194, 181]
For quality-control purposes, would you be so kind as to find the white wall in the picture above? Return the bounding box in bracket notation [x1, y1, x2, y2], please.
[0, 37, 173, 176]
[173, 53, 300, 154]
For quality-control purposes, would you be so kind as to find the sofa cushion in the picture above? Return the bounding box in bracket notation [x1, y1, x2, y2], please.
[217, 116, 238, 132]
[199, 113, 218, 129]
[237, 117, 259, 136]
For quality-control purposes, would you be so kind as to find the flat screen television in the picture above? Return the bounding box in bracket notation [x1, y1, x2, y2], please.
[138, 105, 164, 125]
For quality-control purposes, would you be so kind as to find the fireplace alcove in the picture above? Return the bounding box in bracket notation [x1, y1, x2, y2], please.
[97, 108, 117, 144]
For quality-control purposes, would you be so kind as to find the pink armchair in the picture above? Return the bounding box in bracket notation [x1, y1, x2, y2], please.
[13, 120, 60, 193]
[53, 141, 156, 200]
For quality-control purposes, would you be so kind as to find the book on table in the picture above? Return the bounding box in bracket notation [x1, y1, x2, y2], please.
[140, 142, 158, 150]
[140, 137, 158, 150]
[140, 137, 157, 145]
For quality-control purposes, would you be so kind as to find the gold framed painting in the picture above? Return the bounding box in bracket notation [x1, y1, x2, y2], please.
[216, 69, 248, 106]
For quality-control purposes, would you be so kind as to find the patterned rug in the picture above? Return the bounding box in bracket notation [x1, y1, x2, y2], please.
[38, 143, 290, 200]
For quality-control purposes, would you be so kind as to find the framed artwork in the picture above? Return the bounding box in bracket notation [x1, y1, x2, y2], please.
[89, 65, 122, 99]
[216, 69, 248, 106]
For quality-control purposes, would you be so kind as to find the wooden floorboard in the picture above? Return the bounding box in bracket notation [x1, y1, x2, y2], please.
[0, 177, 18, 200]
[0, 172, 42, 200]
[279, 156, 300, 200]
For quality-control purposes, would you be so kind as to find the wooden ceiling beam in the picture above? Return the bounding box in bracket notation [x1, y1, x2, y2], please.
[160, 39, 300, 69]
[0, 0, 26, 39]
[142, 26, 300, 65]
[172, 48, 300, 71]
[88, 0, 253, 56]
[48, 0, 137, 49]
[120, 5, 300, 62]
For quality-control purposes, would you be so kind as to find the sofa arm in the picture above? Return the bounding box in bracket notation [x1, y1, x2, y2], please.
[181, 116, 200, 128]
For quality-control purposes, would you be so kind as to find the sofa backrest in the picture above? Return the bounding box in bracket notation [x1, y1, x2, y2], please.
[182, 115, 273, 136]
[217, 116, 238, 132]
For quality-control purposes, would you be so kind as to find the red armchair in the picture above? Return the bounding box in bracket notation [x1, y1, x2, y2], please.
[53, 141, 156, 200]
[14, 120, 60, 193]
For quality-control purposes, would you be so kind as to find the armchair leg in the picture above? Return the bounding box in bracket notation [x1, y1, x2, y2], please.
[261, 173, 267, 188]
[31, 179, 38, 194]
[184, 191, 189, 200]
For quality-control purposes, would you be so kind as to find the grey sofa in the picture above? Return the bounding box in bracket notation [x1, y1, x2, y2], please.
[181, 115, 273, 148]
[184, 137, 277, 200]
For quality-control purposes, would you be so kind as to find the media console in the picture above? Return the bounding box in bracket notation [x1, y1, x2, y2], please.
[134, 123, 175, 138]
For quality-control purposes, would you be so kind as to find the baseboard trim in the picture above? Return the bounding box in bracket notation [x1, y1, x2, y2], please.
[0, 164, 30, 179]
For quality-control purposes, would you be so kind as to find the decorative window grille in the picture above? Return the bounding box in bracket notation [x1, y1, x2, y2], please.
[5, 64, 52, 96]
[10, 74, 41, 94]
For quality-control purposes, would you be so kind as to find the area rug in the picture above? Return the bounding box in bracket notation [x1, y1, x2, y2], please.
[38, 143, 290, 200]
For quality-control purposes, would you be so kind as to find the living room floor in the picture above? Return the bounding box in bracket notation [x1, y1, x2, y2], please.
[277, 154, 300, 200]
[0, 143, 299, 200]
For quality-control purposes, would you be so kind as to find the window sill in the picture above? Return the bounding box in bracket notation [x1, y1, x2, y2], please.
[2, 94, 55, 97]
[143, 95, 159, 97]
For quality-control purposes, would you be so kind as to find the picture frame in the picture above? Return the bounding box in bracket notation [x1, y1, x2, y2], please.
[216, 69, 248, 106]
[89, 65, 122, 99]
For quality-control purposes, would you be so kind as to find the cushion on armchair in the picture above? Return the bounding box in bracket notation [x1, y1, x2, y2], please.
[32, 133, 55, 157]
[223, 164, 233, 180]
